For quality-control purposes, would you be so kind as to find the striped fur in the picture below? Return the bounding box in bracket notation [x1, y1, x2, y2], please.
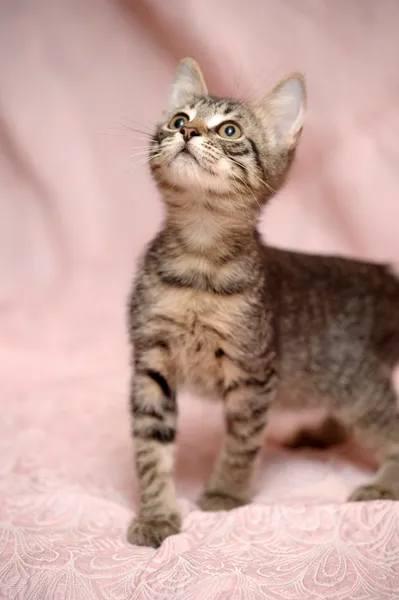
[127, 58, 399, 547]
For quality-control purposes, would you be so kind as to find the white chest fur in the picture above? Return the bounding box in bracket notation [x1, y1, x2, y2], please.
[150, 286, 247, 397]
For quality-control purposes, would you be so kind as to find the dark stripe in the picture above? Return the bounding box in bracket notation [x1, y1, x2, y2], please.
[224, 376, 274, 397]
[157, 340, 169, 349]
[249, 422, 267, 436]
[155, 128, 168, 143]
[226, 412, 252, 424]
[135, 424, 176, 443]
[151, 426, 175, 443]
[224, 381, 242, 397]
[137, 460, 158, 482]
[155, 315, 182, 328]
[205, 190, 232, 199]
[226, 418, 266, 440]
[157, 269, 247, 295]
[226, 408, 267, 425]
[141, 480, 166, 504]
[228, 147, 250, 157]
[226, 446, 261, 466]
[226, 416, 247, 439]
[251, 405, 269, 419]
[248, 138, 265, 179]
[135, 447, 151, 461]
[231, 445, 261, 459]
[177, 239, 244, 265]
[146, 369, 171, 398]
[133, 403, 164, 421]
[144, 469, 158, 490]
[226, 430, 248, 442]
[138, 462, 159, 488]
[193, 98, 206, 109]
[205, 325, 228, 341]
[162, 394, 177, 414]
[222, 102, 238, 115]
[132, 337, 169, 357]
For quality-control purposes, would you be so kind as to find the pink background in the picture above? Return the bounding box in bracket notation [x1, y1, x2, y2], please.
[1, 0, 399, 598]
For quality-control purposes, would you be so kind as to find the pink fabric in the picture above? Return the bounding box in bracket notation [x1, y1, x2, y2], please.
[1, 0, 399, 597]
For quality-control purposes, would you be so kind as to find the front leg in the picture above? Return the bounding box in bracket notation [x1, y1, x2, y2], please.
[127, 344, 180, 547]
[198, 365, 277, 512]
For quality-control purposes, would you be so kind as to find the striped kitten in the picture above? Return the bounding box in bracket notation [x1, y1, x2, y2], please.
[127, 58, 399, 547]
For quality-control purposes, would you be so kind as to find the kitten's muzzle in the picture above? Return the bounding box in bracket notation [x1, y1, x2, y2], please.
[180, 126, 200, 143]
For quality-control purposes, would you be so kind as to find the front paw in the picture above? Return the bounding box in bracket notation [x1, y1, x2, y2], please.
[198, 490, 248, 512]
[127, 512, 181, 548]
[348, 484, 396, 502]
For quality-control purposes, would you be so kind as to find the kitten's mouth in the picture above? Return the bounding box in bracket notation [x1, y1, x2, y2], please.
[179, 147, 199, 164]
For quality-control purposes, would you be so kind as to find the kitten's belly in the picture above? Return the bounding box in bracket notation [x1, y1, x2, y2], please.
[176, 330, 223, 397]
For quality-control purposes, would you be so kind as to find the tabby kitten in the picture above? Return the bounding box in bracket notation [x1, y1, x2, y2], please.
[127, 58, 399, 547]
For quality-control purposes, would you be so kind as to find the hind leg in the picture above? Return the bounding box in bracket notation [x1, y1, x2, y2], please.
[345, 375, 399, 501]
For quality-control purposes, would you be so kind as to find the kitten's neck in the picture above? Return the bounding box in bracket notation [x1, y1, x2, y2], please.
[164, 199, 259, 260]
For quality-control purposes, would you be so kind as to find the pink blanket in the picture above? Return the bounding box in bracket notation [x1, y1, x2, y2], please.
[1, 1, 399, 598]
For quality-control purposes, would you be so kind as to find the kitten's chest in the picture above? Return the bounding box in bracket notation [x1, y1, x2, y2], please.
[151, 287, 247, 395]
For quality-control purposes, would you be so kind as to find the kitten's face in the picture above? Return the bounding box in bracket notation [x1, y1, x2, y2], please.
[150, 59, 306, 211]
[151, 98, 269, 198]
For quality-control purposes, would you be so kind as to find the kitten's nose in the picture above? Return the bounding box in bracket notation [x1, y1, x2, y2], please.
[180, 126, 200, 143]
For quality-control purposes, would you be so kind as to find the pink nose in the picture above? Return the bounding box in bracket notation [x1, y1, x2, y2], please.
[180, 126, 200, 143]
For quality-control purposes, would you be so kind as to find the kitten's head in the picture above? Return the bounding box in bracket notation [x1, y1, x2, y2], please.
[150, 58, 306, 213]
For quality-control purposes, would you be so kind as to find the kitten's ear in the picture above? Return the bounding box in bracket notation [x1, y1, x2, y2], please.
[253, 74, 306, 150]
[167, 58, 208, 114]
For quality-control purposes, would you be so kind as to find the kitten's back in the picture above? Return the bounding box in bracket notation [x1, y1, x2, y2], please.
[267, 246, 399, 397]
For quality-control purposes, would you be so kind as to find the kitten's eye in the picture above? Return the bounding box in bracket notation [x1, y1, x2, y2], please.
[217, 122, 242, 139]
[168, 113, 189, 130]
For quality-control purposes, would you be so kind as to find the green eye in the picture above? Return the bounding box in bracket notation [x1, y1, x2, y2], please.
[168, 113, 189, 130]
[217, 122, 242, 139]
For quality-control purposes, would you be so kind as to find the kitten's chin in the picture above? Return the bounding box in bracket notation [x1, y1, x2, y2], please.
[172, 151, 203, 172]
[162, 156, 232, 195]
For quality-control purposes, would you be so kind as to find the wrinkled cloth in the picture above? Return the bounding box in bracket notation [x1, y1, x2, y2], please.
[1, 1, 399, 598]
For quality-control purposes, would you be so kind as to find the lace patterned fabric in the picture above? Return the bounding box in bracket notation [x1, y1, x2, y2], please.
[1, 299, 399, 600]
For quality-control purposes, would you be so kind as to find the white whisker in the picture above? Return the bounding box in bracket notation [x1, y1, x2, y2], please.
[129, 149, 154, 159]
